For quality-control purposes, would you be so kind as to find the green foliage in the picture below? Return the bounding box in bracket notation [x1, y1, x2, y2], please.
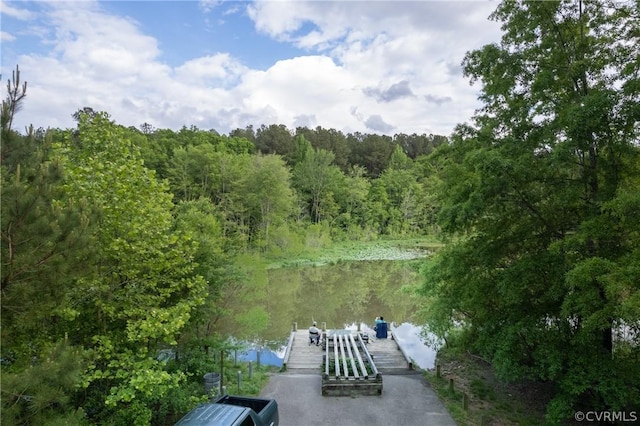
[324, 356, 374, 376]
[347, 133, 395, 177]
[1, 132, 96, 351]
[1, 341, 90, 426]
[255, 124, 295, 162]
[51, 112, 208, 422]
[293, 145, 345, 223]
[1, 64, 27, 142]
[376, 150, 425, 234]
[295, 126, 351, 170]
[0, 63, 449, 424]
[242, 154, 296, 250]
[304, 222, 333, 249]
[470, 378, 496, 401]
[421, 0, 640, 421]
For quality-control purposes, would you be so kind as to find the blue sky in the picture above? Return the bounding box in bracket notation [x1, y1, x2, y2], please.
[1, 0, 503, 136]
[99, 1, 305, 69]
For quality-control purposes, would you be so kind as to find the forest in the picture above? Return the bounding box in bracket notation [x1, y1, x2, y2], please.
[2, 1, 639, 424]
[1, 70, 447, 424]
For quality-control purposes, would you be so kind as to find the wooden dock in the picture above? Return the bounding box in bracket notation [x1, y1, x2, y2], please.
[284, 327, 414, 372]
[282, 329, 326, 374]
[364, 327, 417, 375]
[321, 329, 382, 396]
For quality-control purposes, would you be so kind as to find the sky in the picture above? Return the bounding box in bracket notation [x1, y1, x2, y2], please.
[1, 0, 503, 137]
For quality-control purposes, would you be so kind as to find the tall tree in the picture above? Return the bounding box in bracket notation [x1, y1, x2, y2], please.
[138, 128, 179, 180]
[0, 65, 27, 150]
[173, 198, 228, 345]
[377, 146, 424, 234]
[1, 128, 95, 350]
[241, 154, 295, 249]
[421, 0, 640, 421]
[1, 70, 95, 425]
[293, 143, 344, 223]
[347, 133, 395, 177]
[229, 124, 256, 143]
[60, 112, 207, 423]
[255, 124, 295, 162]
[295, 126, 351, 170]
[332, 165, 370, 233]
[393, 133, 447, 159]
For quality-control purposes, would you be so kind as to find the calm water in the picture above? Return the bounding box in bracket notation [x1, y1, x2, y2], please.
[221, 259, 440, 369]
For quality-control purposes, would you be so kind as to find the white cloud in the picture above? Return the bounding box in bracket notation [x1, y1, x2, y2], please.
[1, 0, 36, 20]
[228, 55, 364, 130]
[7, 0, 503, 136]
[1, 31, 16, 42]
[174, 53, 247, 87]
[246, 1, 309, 40]
[46, 3, 161, 67]
[242, 0, 502, 134]
[198, 0, 221, 14]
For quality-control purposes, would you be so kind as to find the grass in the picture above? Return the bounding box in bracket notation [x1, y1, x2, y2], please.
[209, 358, 279, 399]
[265, 236, 443, 269]
[423, 347, 552, 426]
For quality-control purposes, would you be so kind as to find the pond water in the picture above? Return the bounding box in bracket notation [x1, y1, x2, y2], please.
[220, 259, 440, 370]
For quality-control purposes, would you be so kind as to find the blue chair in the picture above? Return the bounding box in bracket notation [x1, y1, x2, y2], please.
[375, 321, 388, 339]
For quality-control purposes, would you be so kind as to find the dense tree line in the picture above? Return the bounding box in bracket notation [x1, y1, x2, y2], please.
[130, 120, 445, 244]
[1, 65, 443, 423]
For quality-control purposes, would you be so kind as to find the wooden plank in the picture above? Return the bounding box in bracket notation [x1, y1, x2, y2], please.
[333, 334, 340, 379]
[338, 334, 349, 379]
[366, 333, 413, 373]
[321, 330, 384, 397]
[390, 330, 413, 370]
[324, 336, 329, 377]
[358, 333, 379, 376]
[286, 330, 328, 371]
[344, 334, 360, 379]
[350, 334, 368, 379]
[283, 330, 296, 367]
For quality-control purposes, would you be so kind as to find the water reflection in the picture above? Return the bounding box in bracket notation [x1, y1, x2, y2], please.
[389, 322, 440, 370]
[236, 346, 284, 368]
[234, 322, 440, 370]
[344, 322, 440, 370]
[219, 259, 438, 368]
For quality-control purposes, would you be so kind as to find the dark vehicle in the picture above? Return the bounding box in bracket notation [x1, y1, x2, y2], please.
[174, 394, 279, 426]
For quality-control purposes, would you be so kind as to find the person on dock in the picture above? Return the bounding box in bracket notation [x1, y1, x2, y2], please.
[374, 316, 388, 339]
[309, 321, 321, 346]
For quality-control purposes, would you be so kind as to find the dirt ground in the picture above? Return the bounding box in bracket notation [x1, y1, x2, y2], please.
[432, 351, 554, 425]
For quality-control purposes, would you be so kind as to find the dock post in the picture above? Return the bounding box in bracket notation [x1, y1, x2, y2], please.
[322, 322, 326, 331]
[293, 322, 298, 331]
[220, 350, 224, 391]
